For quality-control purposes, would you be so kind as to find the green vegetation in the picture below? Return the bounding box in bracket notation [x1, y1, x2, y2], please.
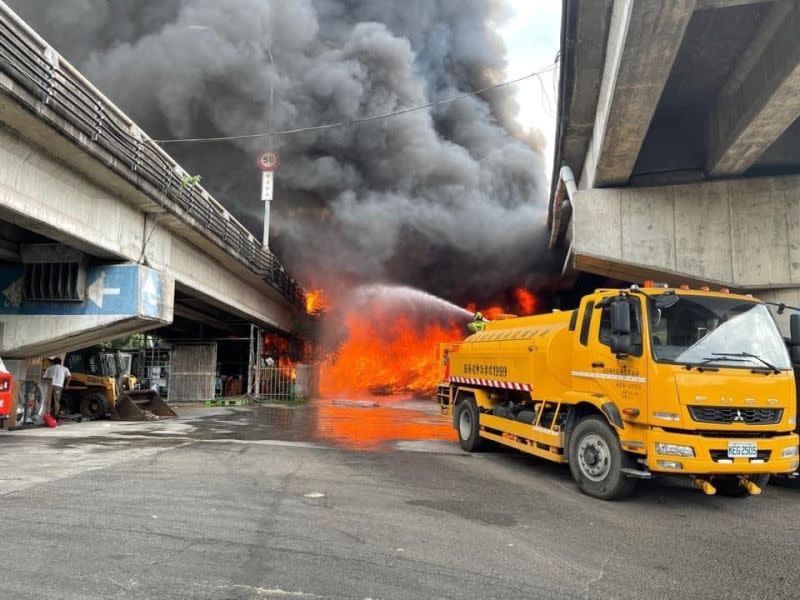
[180, 174, 202, 188]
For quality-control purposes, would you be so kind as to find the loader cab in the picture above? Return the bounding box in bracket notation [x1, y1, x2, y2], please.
[64, 349, 102, 378]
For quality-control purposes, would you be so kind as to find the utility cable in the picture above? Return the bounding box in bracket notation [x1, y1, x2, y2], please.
[137, 198, 167, 266]
[152, 63, 558, 145]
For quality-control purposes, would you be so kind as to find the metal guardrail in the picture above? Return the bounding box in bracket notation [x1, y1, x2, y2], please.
[0, 3, 306, 310]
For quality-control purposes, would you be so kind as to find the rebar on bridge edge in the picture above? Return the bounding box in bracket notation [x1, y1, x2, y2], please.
[0, 5, 306, 311]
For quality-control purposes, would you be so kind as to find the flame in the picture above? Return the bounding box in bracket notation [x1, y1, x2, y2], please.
[305, 288, 329, 315]
[466, 288, 538, 319]
[314, 286, 539, 398]
[482, 306, 506, 320]
[263, 333, 297, 379]
[465, 302, 509, 320]
[278, 355, 296, 380]
[514, 287, 538, 315]
[320, 311, 463, 397]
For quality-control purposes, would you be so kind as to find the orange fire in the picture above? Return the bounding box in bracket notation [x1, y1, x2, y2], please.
[465, 302, 505, 319]
[320, 312, 463, 397]
[263, 333, 297, 378]
[315, 286, 539, 398]
[466, 288, 538, 319]
[514, 287, 538, 315]
[278, 355, 297, 380]
[305, 288, 329, 315]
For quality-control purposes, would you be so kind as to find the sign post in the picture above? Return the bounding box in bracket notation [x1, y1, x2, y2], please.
[256, 151, 279, 249]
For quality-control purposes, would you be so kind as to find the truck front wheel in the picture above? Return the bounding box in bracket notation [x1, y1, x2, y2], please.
[568, 416, 636, 500]
[455, 397, 484, 452]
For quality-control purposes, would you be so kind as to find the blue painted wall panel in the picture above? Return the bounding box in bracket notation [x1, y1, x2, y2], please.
[0, 263, 160, 316]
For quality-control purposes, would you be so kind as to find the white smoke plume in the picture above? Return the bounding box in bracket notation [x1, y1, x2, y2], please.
[10, 0, 555, 302]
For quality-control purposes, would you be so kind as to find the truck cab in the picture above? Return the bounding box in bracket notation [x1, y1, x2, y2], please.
[574, 288, 797, 483]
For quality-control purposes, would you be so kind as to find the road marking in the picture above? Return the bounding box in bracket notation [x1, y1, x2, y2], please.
[227, 585, 323, 598]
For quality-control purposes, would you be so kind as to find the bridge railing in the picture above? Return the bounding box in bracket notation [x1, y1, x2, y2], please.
[0, 3, 306, 311]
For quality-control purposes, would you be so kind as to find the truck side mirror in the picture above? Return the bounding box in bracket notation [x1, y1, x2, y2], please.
[611, 301, 631, 335]
[790, 313, 800, 365]
[610, 300, 633, 357]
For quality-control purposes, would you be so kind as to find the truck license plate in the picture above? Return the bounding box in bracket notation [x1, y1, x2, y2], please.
[728, 442, 758, 458]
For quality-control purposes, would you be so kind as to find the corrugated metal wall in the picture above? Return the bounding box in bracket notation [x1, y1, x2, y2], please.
[167, 343, 216, 403]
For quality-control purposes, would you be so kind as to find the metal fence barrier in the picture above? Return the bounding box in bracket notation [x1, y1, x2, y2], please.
[0, 3, 306, 310]
[251, 364, 315, 402]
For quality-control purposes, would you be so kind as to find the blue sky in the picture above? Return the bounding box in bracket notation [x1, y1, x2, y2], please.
[498, 1, 562, 176]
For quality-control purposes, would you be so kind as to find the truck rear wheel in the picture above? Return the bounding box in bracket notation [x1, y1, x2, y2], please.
[714, 474, 770, 497]
[455, 397, 484, 452]
[568, 416, 636, 500]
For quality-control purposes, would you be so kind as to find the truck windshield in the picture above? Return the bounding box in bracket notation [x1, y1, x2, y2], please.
[648, 295, 790, 370]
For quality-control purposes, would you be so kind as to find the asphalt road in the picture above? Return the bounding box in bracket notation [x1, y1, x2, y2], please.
[1, 398, 799, 600]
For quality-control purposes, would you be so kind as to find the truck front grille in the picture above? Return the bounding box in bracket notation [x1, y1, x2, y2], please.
[688, 406, 782, 425]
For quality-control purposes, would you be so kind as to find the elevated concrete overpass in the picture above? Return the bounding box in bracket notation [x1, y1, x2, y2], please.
[549, 0, 800, 315]
[0, 3, 306, 357]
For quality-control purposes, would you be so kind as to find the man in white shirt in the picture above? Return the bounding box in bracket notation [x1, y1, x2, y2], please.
[43, 357, 71, 417]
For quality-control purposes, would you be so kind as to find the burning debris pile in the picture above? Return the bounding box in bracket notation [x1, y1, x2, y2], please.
[314, 284, 539, 398]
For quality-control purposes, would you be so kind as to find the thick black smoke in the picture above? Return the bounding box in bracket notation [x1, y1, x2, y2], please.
[11, 0, 554, 302]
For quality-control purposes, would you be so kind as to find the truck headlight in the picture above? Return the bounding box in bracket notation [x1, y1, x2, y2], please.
[653, 412, 680, 422]
[790, 416, 796, 426]
[656, 443, 695, 457]
[781, 446, 799, 458]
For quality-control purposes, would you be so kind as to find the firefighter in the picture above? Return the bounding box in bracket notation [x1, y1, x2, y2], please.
[468, 311, 488, 333]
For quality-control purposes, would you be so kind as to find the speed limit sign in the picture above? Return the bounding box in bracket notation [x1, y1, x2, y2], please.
[256, 151, 280, 172]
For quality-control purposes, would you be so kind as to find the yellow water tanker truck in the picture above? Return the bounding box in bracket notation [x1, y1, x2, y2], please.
[438, 285, 799, 500]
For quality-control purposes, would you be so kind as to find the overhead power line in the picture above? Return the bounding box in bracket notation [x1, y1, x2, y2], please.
[153, 62, 558, 145]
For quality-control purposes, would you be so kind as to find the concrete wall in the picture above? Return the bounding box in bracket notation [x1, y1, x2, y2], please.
[0, 123, 295, 332]
[757, 288, 800, 337]
[571, 174, 800, 288]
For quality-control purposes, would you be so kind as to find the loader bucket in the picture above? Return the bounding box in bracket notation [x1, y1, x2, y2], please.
[114, 390, 177, 421]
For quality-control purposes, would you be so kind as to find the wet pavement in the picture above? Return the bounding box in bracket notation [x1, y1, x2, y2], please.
[1, 397, 799, 599]
[180, 395, 457, 451]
